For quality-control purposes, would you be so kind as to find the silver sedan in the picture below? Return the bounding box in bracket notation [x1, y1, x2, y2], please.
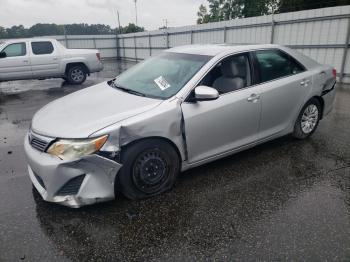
[24, 44, 337, 208]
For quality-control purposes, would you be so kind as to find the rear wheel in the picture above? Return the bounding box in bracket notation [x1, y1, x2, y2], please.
[117, 139, 180, 200]
[66, 65, 87, 85]
[292, 98, 321, 139]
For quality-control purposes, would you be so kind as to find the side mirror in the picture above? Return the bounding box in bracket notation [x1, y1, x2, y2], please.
[0, 52, 6, 58]
[194, 85, 219, 101]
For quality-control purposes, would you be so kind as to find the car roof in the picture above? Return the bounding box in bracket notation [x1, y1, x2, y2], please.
[2, 38, 56, 44]
[167, 43, 320, 69]
[167, 44, 280, 56]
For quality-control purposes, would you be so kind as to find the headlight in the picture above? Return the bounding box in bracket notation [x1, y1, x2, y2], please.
[47, 135, 108, 160]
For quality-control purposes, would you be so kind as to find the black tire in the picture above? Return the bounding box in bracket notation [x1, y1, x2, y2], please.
[66, 65, 87, 85]
[117, 139, 180, 200]
[292, 98, 321, 139]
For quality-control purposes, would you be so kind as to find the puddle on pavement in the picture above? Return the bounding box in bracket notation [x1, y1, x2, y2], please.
[0, 60, 136, 95]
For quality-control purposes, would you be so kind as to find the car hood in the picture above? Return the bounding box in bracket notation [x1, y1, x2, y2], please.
[31, 82, 163, 138]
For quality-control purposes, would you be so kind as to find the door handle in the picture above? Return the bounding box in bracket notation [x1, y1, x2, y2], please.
[300, 79, 310, 86]
[247, 93, 260, 103]
[23, 60, 29, 63]
[53, 57, 58, 61]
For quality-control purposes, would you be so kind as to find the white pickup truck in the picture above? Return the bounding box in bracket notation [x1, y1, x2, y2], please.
[0, 38, 103, 84]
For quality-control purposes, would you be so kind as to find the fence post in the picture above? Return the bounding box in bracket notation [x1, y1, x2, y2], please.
[93, 38, 97, 49]
[223, 26, 227, 43]
[116, 35, 120, 60]
[123, 37, 125, 59]
[190, 30, 193, 44]
[148, 33, 152, 57]
[339, 17, 350, 84]
[270, 19, 275, 44]
[166, 31, 170, 49]
[64, 33, 69, 48]
[134, 35, 137, 61]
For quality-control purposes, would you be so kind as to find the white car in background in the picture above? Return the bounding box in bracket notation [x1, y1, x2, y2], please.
[0, 38, 103, 84]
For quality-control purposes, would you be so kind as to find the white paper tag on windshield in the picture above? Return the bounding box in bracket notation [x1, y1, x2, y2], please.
[154, 76, 171, 90]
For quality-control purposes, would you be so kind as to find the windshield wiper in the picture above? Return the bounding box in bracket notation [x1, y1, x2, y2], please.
[108, 80, 145, 97]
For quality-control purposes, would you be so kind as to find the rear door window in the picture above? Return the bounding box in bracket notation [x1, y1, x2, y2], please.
[31, 41, 54, 55]
[2, 43, 26, 57]
[254, 49, 305, 83]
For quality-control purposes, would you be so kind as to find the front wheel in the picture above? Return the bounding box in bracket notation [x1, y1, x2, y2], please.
[292, 98, 321, 139]
[117, 139, 180, 200]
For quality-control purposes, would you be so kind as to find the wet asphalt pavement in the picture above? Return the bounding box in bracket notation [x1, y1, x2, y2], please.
[1, 60, 350, 261]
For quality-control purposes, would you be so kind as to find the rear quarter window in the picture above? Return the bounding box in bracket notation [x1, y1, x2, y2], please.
[31, 41, 54, 55]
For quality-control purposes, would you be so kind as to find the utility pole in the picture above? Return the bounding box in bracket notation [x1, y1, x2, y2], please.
[163, 19, 168, 29]
[134, 0, 138, 26]
[117, 10, 122, 34]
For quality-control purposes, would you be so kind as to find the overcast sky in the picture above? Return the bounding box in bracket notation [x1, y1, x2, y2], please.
[0, 0, 206, 30]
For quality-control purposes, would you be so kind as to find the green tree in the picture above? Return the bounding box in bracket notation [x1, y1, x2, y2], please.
[65, 23, 114, 35]
[0, 26, 7, 38]
[0, 23, 140, 39]
[197, 0, 274, 24]
[208, 0, 224, 21]
[6, 25, 28, 38]
[221, 0, 242, 19]
[28, 23, 64, 36]
[278, 0, 349, 13]
[121, 23, 144, 34]
[241, 0, 271, 17]
[196, 0, 348, 24]
[197, 4, 211, 24]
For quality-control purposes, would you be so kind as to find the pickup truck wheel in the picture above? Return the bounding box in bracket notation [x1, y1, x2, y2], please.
[117, 139, 180, 200]
[67, 65, 87, 85]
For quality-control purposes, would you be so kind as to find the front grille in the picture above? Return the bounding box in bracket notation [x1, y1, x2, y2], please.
[30, 137, 49, 152]
[56, 175, 86, 196]
[29, 132, 52, 152]
[34, 173, 46, 189]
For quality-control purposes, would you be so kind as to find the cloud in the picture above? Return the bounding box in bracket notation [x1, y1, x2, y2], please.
[0, 0, 206, 30]
[85, 0, 120, 10]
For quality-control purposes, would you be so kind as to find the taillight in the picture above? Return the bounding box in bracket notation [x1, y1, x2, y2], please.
[332, 68, 337, 79]
[96, 53, 101, 61]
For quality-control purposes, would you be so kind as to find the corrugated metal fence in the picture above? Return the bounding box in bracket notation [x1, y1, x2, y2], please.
[117, 5, 350, 83]
[49, 5, 350, 83]
[54, 34, 118, 59]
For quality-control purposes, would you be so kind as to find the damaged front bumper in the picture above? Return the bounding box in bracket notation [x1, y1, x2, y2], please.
[24, 134, 122, 208]
[321, 81, 337, 117]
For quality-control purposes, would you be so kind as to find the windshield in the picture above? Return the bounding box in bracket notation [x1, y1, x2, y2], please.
[113, 52, 212, 99]
[0, 41, 6, 51]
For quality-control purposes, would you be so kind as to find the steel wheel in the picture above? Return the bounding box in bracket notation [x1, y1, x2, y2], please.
[301, 104, 319, 134]
[117, 139, 180, 200]
[132, 149, 170, 194]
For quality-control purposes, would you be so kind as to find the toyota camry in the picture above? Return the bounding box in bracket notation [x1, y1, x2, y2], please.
[24, 44, 337, 207]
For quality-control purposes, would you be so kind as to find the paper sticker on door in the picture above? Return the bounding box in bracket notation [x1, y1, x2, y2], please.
[154, 76, 171, 90]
